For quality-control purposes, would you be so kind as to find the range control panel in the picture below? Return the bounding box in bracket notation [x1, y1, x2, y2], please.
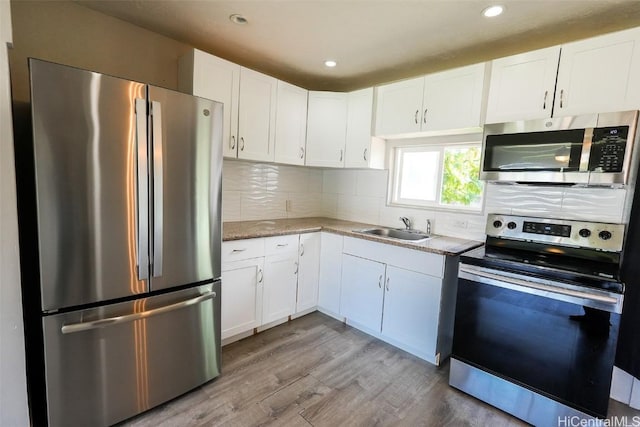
[486, 214, 624, 252]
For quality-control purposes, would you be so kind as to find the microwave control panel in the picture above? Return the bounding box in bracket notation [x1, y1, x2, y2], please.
[588, 126, 629, 172]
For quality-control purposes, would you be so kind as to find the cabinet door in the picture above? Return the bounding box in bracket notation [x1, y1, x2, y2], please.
[485, 46, 560, 123]
[422, 63, 485, 131]
[274, 81, 308, 165]
[263, 251, 298, 324]
[180, 49, 240, 159]
[555, 27, 640, 116]
[340, 254, 385, 332]
[374, 76, 424, 136]
[344, 87, 374, 168]
[296, 232, 321, 313]
[318, 233, 344, 316]
[305, 91, 348, 167]
[238, 67, 277, 162]
[381, 266, 441, 359]
[221, 258, 264, 340]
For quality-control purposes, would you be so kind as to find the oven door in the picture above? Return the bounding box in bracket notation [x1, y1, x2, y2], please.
[452, 264, 622, 419]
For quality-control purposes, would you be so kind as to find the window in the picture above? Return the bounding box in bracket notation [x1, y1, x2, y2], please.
[391, 143, 484, 210]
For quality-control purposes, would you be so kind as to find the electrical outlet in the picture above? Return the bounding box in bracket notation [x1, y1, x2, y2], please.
[452, 219, 468, 229]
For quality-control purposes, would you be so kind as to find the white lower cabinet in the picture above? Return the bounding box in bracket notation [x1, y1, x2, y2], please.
[221, 233, 321, 342]
[296, 232, 321, 313]
[221, 257, 264, 340]
[317, 232, 344, 317]
[381, 266, 441, 360]
[340, 254, 385, 331]
[262, 235, 299, 324]
[263, 251, 298, 324]
[339, 236, 452, 365]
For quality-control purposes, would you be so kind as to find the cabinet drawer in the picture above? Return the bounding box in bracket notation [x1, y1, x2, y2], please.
[343, 236, 444, 278]
[265, 234, 299, 256]
[222, 238, 265, 263]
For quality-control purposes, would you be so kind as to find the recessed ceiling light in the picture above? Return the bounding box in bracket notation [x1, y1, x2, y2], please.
[229, 14, 248, 25]
[324, 60, 337, 68]
[482, 5, 504, 17]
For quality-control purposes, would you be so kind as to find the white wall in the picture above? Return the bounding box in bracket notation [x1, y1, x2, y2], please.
[0, 1, 29, 426]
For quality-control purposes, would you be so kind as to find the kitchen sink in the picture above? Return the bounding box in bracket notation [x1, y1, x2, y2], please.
[354, 228, 431, 242]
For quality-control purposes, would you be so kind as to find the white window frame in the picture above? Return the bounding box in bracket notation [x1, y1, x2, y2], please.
[393, 145, 443, 207]
[388, 138, 485, 212]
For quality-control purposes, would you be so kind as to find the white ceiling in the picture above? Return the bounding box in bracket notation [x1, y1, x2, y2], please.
[77, 0, 640, 91]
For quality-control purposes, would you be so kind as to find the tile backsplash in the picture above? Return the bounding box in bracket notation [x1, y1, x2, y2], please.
[222, 160, 323, 221]
[223, 160, 631, 241]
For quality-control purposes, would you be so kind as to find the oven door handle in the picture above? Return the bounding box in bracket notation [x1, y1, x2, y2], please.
[459, 264, 623, 314]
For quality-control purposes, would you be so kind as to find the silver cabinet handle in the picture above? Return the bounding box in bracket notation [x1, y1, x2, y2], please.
[240, 137, 245, 151]
[386, 277, 390, 291]
[423, 108, 427, 124]
[231, 248, 247, 253]
[231, 135, 236, 150]
[560, 89, 564, 108]
[276, 243, 288, 247]
[294, 261, 299, 275]
[414, 109, 419, 124]
[339, 149, 343, 162]
[300, 243, 305, 256]
[134, 98, 149, 282]
[299, 147, 305, 159]
[257, 268, 263, 284]
[150, 101, 164, 278]
[61, 291, 217, 334]
[543, 90, 548, 110]
[363, 148, 368, 161]
[378, 274, 383, 288]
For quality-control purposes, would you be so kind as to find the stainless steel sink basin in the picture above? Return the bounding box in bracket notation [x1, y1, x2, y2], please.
[354, 228, 431, 242]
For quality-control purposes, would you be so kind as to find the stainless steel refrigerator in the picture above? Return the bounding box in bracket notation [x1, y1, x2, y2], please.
[16, 58, 222, 426]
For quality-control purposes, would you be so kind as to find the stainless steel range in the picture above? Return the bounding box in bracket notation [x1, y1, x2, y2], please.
[450, 214, 625, 425]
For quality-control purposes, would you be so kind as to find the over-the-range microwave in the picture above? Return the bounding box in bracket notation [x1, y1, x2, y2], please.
[480, 110, 639, 186]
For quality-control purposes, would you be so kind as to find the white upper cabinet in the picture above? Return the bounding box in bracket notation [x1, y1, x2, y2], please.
[374, 76, 424, 136]
[237, 67, 277, 162]
[374, 63, 486, 137]
[274, 80, 308, 165]
[554, 27, 640, 116]
[422, 63, 486, 131]
[345, 88, 383, 169]
[179, 50, 276, 161]
[178, 49, 240, 158]
[305, 91, 348, 167]
[486, 46, 561, 123]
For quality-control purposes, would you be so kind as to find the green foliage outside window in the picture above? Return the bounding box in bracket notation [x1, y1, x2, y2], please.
[440, 147, 483, 206]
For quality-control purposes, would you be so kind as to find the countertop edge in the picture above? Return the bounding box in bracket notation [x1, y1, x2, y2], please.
[223, 219, 482, 256]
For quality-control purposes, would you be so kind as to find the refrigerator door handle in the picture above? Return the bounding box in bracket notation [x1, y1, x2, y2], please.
[60, 291, 217, 334]
[135, 98, 150, 281]
[151, 100, 164, 278]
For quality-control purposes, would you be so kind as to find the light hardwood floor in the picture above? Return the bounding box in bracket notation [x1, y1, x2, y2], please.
[119, 312, 639, 427]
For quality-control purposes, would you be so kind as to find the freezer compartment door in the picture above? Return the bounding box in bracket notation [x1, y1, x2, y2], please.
[42, 282, 221, 427]
[147, 86, 222, 291]
[28, 59, 149, 310]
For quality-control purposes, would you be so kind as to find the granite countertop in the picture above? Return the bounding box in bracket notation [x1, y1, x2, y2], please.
[222, 217, 482, 256]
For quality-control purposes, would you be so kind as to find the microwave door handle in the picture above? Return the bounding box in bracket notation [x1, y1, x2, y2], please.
[134, 98, 149, 281]
[151, 101, 163, 278]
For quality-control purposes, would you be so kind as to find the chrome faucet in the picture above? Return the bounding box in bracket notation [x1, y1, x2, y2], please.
[400, 216, 412, 230]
